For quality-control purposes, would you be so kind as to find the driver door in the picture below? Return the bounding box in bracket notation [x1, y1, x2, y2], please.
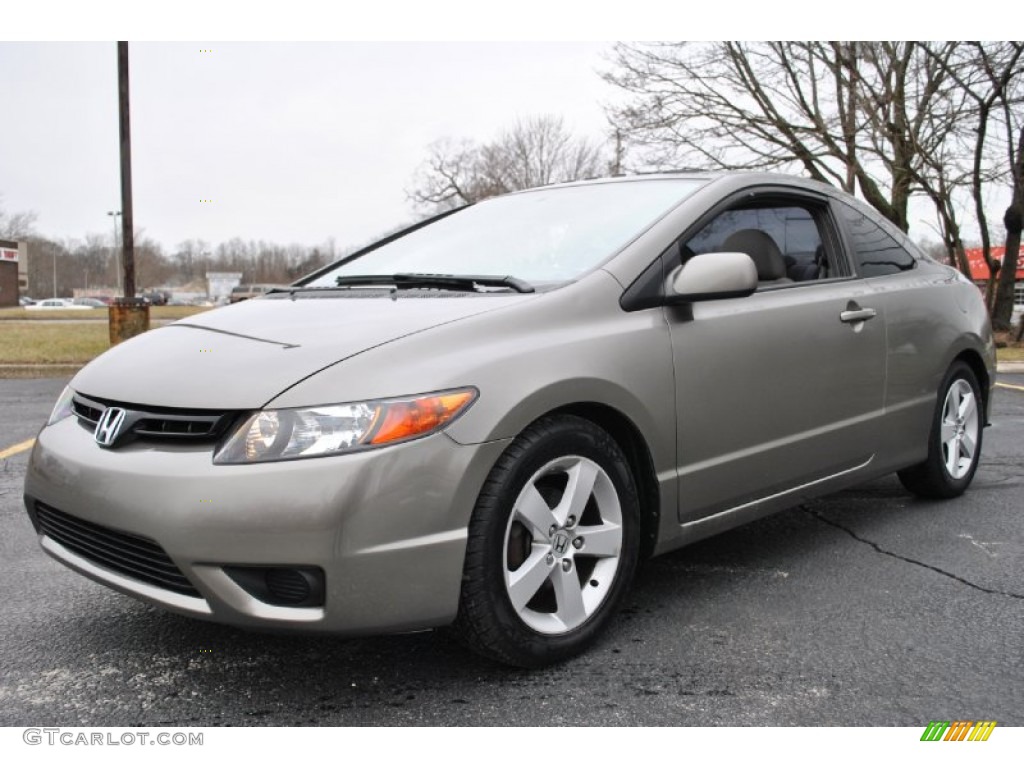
[669, 195, 887, 523]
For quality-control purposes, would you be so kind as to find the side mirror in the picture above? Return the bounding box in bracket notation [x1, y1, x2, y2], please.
[666, 251, 758, 303]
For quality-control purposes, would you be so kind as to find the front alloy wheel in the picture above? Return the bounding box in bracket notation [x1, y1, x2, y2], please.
[504, 456, 624, 635]
[456, 415, 640, 667]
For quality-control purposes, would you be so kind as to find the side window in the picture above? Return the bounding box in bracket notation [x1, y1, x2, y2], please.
[839, 202, 915, 277]
[682, 204, 830, 285]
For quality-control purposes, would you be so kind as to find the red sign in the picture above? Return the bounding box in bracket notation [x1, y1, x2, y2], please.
[965, 246, 1024, 281]
[0, 248, 18, 262]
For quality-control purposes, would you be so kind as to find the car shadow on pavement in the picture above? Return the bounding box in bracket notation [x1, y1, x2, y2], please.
[7, 495, 839, 725]
[8, 474, 1013, 726]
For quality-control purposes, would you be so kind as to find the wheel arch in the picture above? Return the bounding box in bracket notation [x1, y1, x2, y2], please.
[898, 350, 987, 499]
[951, 348, 991, 424]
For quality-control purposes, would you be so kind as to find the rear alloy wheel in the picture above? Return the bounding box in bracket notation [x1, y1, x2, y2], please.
[456, 415, 640, 667]
[898, 362, 984, 499]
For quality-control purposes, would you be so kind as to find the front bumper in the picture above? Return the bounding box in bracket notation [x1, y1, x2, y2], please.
[24, 417, 509, 634]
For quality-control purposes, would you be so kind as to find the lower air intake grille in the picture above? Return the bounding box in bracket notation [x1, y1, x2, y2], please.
[34, 502, 201, 598]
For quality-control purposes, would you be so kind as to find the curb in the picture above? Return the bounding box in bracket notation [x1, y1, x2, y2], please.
[0, 365, 82, 379]
[996, 361, 1024, 373]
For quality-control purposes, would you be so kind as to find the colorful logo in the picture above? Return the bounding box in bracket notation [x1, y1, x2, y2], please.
[920, 721, 997, 741]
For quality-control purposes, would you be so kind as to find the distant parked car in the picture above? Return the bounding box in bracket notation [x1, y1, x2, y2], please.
[142, 291, 170, 306]
[25, 298, 93, 311]
[72, 298, 107, 308]
[19, 296, 35, 307]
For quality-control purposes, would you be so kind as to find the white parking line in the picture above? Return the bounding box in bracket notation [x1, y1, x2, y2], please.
[996, 382, 1024, 392]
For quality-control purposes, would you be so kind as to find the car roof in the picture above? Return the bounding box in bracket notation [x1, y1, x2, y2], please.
[501, 170, 838, 200]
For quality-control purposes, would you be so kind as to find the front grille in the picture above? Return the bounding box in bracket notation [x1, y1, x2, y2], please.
[133, 416, 221, 437]
[72, 392, 237, 445]
[72, 398, 103, 424]
[34, 502, 201, 598]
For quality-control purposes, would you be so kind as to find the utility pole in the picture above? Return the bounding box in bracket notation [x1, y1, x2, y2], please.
[117, 41, 136, 299]
[109, 41, 149, 344]
[610, 129, 624, 176]
[107, 209, 121, 293]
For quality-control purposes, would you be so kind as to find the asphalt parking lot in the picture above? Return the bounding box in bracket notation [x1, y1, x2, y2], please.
[0, 375, 1022, 726]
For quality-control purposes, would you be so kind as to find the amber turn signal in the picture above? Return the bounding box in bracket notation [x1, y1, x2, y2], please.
[370, 390, 476, 445]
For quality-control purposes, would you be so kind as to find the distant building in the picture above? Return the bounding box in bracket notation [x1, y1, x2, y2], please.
[206, 271, 243, 302]
[0, 239, 27, 307]
[965, 246, 1024, 308]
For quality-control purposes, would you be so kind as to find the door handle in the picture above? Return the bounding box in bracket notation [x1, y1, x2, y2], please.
[840, 308, 877, 324]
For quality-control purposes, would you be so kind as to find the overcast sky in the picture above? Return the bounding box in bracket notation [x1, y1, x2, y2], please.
[4, 0, 1010, 256]
[0, 41, 615, 253]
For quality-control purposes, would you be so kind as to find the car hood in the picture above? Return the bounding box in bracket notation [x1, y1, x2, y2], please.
[71, 295, 533, 409]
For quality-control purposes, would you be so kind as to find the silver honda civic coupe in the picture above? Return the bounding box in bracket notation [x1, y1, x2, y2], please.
[24, 173, 995, 667]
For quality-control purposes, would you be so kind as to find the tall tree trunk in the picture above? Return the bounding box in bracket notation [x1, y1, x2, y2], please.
[969, 101, 1001, 311]
[997, 207, 1022, 328]
[993, 127, 1024, 332]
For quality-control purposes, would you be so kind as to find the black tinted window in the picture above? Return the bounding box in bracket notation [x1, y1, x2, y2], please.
[683, 204, 830, 283]
[840, 203, 915, 277]
[686, 207, 820, 257]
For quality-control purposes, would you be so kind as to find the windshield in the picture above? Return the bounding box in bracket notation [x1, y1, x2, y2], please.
[306, 179, 705, 287]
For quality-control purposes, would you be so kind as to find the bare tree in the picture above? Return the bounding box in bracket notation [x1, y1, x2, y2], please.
[0, 196, 38, 239]
[918, 42, 1024, 320]
[604, 42, 946, 230]
[24, 237, 71, 296]
[410, 138, 499, 209]
[408, 115, 605, 209]
[604, 41, 1024, 320]
[20, 221, 339, 295]
[173, 239, 211, 283]
[998, 125, 1024, 337]
[133, 236, 174, 290]
[70, 233, 111, 292]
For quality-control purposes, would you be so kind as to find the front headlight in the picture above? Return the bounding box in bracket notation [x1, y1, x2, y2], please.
[213, 387, 477, 464]
[46, 385, 75, 426]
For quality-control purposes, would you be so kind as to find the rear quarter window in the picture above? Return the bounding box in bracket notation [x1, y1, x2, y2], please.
[839, 202, 916, 277]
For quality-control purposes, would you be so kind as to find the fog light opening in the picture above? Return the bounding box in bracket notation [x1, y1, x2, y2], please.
[224, 565, 325, 607]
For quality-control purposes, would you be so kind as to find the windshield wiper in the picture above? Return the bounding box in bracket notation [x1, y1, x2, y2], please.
[331, 273, 535, 294]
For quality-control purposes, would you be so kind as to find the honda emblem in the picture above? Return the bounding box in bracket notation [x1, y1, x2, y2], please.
[95, 407, 127, 447]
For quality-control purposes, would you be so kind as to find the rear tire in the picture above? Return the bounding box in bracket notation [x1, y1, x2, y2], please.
[455, 415, 640, 668]
[898, 361, 983, 499]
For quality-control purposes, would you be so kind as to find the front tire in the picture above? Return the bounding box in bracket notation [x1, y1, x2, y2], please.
[455, 415, 640, 667]
[898, 361, 984, 499]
